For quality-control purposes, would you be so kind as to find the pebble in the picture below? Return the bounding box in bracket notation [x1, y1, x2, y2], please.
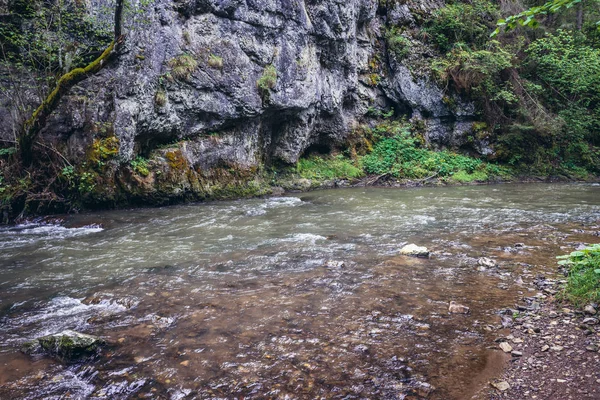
[541, 345, 550, 352]
[512, 351, 523, 357]
[499, 342, 513, 353]
[491, 381, 511, 391]
[583, 317, 599, 325]
[584, 305, 597, 315]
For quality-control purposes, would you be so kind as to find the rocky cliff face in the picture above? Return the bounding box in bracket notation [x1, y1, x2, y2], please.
[1, 0, 484, 204]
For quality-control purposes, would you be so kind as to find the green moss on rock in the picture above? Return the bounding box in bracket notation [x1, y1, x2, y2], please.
[21, 330, 105, 361]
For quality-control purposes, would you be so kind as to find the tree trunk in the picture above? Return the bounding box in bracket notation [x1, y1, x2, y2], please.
[576, 1, 584, 30]
[18, 0, 125, 166]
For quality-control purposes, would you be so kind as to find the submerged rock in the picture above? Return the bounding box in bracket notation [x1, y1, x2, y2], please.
[399, 244, 430, 258]
[21, 330, 105, 361]
[448, 301, 470, 314]
[323, 260, 345, 269]
[477, 257, 497, 268]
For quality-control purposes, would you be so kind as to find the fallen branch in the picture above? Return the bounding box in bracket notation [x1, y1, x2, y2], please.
[416, 171, 440, 184]
[366, 172, 391, 186]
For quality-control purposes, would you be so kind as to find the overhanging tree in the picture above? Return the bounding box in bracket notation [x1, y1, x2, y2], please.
[492, 0, 597, 36]
[17, 0, 125, 166]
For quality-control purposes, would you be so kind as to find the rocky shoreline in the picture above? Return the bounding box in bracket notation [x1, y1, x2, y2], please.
[489, 276, 600, 399]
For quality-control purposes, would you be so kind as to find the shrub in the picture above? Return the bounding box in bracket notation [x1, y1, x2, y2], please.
[557, 244, 600, 306]
[527, 31, 600, 109]
[425, 0, 500, 53]
[361, 122, 506, 180]
[432, 41, 513, 95]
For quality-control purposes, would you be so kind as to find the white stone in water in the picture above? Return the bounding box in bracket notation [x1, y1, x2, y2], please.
[448, 301, 470, 314]
[477, 257, 497, 268]
[399, 244, 430, 257]
[323, 260, 345, 269]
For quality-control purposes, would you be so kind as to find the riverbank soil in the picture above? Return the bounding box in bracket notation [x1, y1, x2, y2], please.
[488, 231, 600, 399]
[488, 282, 600, 399]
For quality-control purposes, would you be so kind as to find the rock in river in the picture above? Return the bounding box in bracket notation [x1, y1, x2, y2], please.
[477, 257, 497, 268]
[400, 244, 430, 258]
[448, 301, 470, 314]
[21, 330, 105, 361]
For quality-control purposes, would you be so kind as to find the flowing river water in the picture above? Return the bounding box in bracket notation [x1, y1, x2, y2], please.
[0, 183, 599, 399]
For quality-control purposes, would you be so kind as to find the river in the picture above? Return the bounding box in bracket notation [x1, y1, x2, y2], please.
[0, 183, 599, 399]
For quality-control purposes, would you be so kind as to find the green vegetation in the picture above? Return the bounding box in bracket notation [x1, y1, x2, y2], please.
[208, 54, 223, 70]
[493, 0, 600, 36]
[168, 54, 198, 80]
[155, 90, 167, 107]
[296, 155, 364, 180]
[0, 148, 17, 157]
[131, 156, 150, 177]
[291, 121, 509, 184]
[257, 65, 277, 100]
[425, 0, 499, 52]
[558, 244, 600, 306]
[361, 122, 507, 181]
[422, 0, 600, 176]
[385, 28, 412, 60]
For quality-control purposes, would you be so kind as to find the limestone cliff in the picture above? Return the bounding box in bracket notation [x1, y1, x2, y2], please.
[0, 0, 484, 205]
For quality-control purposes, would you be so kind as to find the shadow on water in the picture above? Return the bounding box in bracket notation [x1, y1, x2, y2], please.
[0, 183, 599, 399]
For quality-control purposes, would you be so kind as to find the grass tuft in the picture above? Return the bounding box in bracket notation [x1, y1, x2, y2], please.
[168, 54, 198, 81]
[558, 244, 600, 307]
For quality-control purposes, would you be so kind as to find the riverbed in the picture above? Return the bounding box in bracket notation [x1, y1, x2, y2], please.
[0, 183, 599, 399]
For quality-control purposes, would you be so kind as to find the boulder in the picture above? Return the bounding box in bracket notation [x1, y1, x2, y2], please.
[21, 330, 105, 361]
[399, 244, 430, 258]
